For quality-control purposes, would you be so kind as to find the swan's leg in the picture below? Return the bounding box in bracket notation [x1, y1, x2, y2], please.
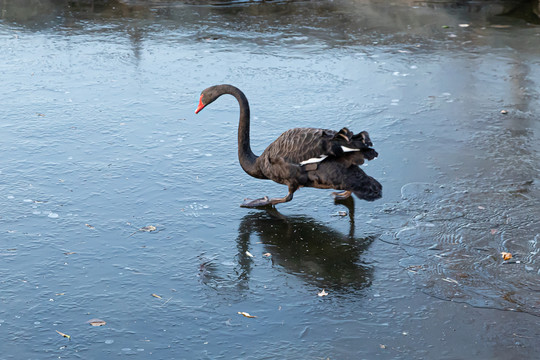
[332, 190, 352, 200]
[267, 191, 295, 205]
[240, 185, 297, 208]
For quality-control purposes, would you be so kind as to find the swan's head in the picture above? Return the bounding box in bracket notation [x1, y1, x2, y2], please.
[195, 85, 223, 114]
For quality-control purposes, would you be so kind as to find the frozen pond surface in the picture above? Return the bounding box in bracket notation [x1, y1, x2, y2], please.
[1, 0, 539, 358]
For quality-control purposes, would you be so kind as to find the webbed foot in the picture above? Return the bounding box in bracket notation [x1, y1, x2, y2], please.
[240, 196, 272, 208]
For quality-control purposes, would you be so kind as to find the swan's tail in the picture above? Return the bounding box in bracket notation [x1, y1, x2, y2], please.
[353, 179, 382, 201]
[350, 167, 382, 201]
[307, 162, 382, 201]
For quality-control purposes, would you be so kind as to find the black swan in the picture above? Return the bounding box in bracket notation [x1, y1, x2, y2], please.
[195, 84, 382, 207]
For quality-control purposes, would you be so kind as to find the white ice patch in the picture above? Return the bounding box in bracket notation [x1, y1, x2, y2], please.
[341, 146, 361, 152]
[300, 155, 328, 165]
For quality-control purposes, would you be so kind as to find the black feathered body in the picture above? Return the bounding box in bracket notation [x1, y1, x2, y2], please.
[255, 127, 382, 201]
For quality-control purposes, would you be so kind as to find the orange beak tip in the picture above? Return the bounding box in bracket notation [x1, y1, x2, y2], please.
[195, 94, 204, 114]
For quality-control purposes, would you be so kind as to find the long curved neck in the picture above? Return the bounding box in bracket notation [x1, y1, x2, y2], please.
[222, 85, 260, 177]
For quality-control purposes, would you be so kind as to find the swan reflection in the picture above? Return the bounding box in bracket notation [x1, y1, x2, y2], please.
[200, 199, 375, 293]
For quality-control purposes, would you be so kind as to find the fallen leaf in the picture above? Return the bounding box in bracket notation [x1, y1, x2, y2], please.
[141, 225, 157, 232]
[501, 252, 512, 261]
[85, 224, 95, 229]
[406, 265, 423, 273]
[237, 311, 257, 318]
[56, 330, 71, 340]
[129, 225, 157, 237]
[63, 252, 76, 255]
[262, 253, 272, 257]
[318, 289, 328, 297]
[55, 293, 65, 296]
[151, 293, 162, 299]
[245, 251, 254, 258]
[87, 318, 107, 327]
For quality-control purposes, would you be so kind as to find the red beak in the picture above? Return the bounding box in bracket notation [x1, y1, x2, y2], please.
[195, 95, 205, 114]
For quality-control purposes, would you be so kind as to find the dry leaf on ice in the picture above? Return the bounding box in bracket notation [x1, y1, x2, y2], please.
[318, 289, 328, 297]
[151, 293, 162, 299]
[87, 319, 107, 326]
[262, 253, 272, 258]
[140, 225, 157, 232]
[129, 225, 157, 237]
[56, 330, 71, 340]
[501, 252, 512, 261]
[237, 312, 257, 318]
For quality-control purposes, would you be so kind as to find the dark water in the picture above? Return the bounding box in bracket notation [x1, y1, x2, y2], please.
[1, 0, 539, 358]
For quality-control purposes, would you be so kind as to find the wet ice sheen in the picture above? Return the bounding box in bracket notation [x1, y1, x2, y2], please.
[397, 182, 540, 315]
[1, 0, 539, 359]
